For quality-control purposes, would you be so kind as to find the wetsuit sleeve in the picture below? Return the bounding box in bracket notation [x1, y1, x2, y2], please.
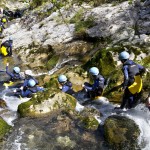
[137, 64, 146, 75]
[23, 79, 28, 90]
[122, 65, 129, 89]
[84, 86, 93, 91]
[21, 90, 32, 98]
[6, 66, 14, 78]
[37, 87, 45, 91]
[62, 85, 70, 92]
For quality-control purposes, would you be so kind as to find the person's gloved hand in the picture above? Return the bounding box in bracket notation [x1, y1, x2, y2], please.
[6, 63, 9, 67]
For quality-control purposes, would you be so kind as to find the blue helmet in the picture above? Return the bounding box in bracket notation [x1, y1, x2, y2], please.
[28, 79, 36, 87]
[89, 67, 99, 76]
[58, 75, 67, 83]
[119, 51, 130, 60]
[13, 67, 20, 73]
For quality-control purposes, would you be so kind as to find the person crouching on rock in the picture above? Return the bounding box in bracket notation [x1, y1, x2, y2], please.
[82, 67, 105, 100]
[58, 74, 74, 95]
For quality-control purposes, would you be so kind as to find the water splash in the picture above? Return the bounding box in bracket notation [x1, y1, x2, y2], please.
[0, 88, 30, 126]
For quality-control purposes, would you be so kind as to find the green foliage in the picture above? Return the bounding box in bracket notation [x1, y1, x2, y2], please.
[70, 9, 95, 38]
[73, 0, 127, 6]
[139, 55, 150, 69]
[30, 0, 48, 8]
[75, 16, 95, 38]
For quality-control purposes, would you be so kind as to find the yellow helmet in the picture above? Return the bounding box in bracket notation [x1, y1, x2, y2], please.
[2, 18, 6, 23]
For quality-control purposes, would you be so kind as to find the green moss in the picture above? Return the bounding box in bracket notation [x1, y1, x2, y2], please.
[30, 0, 48, 8]
[46, 55, 59, 70]
[104, 115, 140, 149]
[75, 16, 96, 38]
[139, 55, 150, 68]
[44, 77, 59, 89]
[0, 117, 11, 140]
[70, 9, 95, 38]
[18, 100, 35, 117]
[70, 8, 84, 24]
[79, 116, 99, 130]
[83, 49, 116, 76]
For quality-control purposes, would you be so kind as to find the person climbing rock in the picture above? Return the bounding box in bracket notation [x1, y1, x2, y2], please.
[115, 51, 146, 110]
[58, 74, 74, 95]
[14, 79, 44, 98]
[0, 37, 13, 56]
[82, 67, 105, 99]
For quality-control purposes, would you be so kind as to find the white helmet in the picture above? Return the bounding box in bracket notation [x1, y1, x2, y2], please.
[25, 70, 33, 76]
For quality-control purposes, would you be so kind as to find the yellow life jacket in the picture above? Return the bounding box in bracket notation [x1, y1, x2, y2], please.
[0, 46, 8, 56]
[3, 81, 14, 87]
[2, 18, 7, 23]
[128, 75, 142, 94]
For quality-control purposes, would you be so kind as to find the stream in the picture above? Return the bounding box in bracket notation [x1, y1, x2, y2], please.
[0, 57, 150, 150]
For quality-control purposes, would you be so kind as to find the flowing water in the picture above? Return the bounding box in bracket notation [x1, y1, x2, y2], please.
[0, 57, 150, 150]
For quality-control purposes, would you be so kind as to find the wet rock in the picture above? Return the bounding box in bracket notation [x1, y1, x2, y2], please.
[0, 117, 11, 140]
[104, 115, 140, 149]
[0, 99, 7, 108]
[18, 91, 77, 117]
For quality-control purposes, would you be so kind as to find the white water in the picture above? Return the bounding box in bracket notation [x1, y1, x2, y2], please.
[0, 88, 30, 126]
[0, 86, 149, 149]
[76, 95, 150, 150]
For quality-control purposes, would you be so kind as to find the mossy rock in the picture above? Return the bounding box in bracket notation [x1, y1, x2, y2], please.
[77, 108, 100, 131]
[0, 117, 11, 141]
[78, 115, 99, 131]
[46, 55, 59, 70]
[104, 115, 140, 149]
[83, 48, 116, 77]
[18, 90, 77, 117]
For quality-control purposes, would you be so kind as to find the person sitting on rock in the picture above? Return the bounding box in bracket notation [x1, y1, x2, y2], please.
[14, 79, 44, 98]
[23, 70, 39, 91]
[0, 37, 13, 56]
[58, 74, 74, 95]
[82, 67, 105, 99]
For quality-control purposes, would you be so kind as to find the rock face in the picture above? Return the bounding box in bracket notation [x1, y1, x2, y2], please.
[1, 0, 149, 73]
[18, 91, 77, 117]
[104, 115, 140, 149]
